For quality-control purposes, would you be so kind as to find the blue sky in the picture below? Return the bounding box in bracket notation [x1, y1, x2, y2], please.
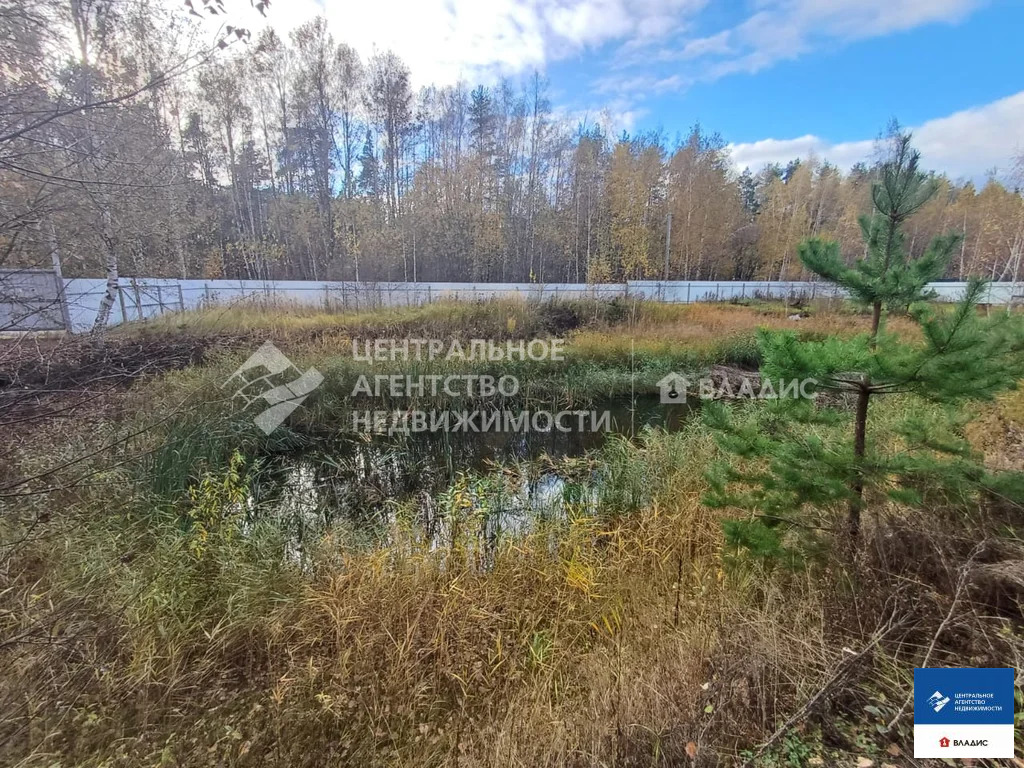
[232, 0, 1024, 182]
[551, 1, 1023, 145]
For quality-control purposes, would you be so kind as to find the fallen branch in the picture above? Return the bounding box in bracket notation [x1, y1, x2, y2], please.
[741, 617, 902, 767]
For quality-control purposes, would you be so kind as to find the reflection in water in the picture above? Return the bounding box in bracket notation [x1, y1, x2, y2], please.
[245, 395, 690, 564]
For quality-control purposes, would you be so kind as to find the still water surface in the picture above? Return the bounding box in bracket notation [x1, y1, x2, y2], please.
[245, 395, 690, 561]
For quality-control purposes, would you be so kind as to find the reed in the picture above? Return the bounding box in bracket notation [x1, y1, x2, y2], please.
[2, 298, 1018, 767]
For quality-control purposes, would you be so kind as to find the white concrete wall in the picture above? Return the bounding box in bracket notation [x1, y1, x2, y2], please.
[1, 270, 67, 331]
[55, 278, 1022, 333]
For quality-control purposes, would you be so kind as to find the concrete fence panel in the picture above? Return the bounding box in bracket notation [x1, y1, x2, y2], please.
[8, 274, 1020, 333]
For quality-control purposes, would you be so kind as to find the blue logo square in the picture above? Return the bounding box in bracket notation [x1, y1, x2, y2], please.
[914, 668, 1015, 725]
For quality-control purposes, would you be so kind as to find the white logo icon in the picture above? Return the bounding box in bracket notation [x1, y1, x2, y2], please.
[657, 372, 689, 404]
[928, 690, 951, 713]
[224, 341, 323, 434]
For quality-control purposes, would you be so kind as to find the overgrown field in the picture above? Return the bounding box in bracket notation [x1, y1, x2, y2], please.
[1, 298, 1021, 767]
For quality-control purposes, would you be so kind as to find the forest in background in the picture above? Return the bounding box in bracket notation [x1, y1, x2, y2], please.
[3, 0, 1024, 289]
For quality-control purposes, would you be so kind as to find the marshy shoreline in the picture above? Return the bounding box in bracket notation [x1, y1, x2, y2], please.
[1, 298, 1021, 767]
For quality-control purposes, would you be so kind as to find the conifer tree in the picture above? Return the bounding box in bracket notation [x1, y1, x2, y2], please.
[356, 129, 380, 199]
[705, 133, 1024, 560]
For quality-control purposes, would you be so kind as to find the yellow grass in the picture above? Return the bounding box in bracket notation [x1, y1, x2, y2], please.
[1, 298, 1015, 767]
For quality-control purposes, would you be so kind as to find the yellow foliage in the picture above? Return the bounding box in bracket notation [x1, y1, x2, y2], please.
[186, 451, 248, 559]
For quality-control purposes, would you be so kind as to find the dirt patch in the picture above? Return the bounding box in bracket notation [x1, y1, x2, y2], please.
[0, 331, 253, 392]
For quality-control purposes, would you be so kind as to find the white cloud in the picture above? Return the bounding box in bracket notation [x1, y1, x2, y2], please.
[727, 90, 1024, 183]
[593, 72, 689, 95]
[681, 0, 984, 76]
[188, 0, 997, 157]
[913, 91, 1024, 179]
[605, 0, 986, 92]
[554, 100, 649, 136]
[203, 0, 706, 88]
[677, 30, 731, 59]
[793, 0, 983, 40]
[728, 135, 874, 172]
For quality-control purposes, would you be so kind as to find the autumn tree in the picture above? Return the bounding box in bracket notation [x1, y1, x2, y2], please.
[666, 126, 744, 279]
[366, 51, 412, 224]
[291, 17, 338, 275]
[5, 1, 1024, 290]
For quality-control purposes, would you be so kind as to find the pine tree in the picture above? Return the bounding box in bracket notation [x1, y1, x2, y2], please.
[468, 85, 494, 155]
[356, 129, 379, 199]
[705, 133, 1024, 561]
[737, 168, 759, 216]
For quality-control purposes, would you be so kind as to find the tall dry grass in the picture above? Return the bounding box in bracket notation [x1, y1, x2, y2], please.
[2, 300, 1021, 766]
[7, 417, 1016, 766]
[1, 428, 736, 766]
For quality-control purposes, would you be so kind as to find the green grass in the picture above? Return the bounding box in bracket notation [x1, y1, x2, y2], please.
[2, 298, 1019, 767]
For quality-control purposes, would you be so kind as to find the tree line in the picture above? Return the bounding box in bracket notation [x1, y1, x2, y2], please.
[3, 0, 1023, 295]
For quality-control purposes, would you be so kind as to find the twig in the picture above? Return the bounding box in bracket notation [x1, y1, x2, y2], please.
[741, 618, 901, 767]
[884, 540, 987, 731]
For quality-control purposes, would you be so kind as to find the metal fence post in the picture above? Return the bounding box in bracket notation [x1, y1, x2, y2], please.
[47, 270, 72, 332]
[131, 278, 143, 320]
[116, 284, 127, 326]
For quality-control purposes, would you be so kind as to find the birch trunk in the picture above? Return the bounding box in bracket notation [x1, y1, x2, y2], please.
[92, 207, 119, 333]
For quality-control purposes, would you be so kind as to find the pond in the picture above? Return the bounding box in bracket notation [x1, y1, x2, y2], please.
[244, 395, 692, 562]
